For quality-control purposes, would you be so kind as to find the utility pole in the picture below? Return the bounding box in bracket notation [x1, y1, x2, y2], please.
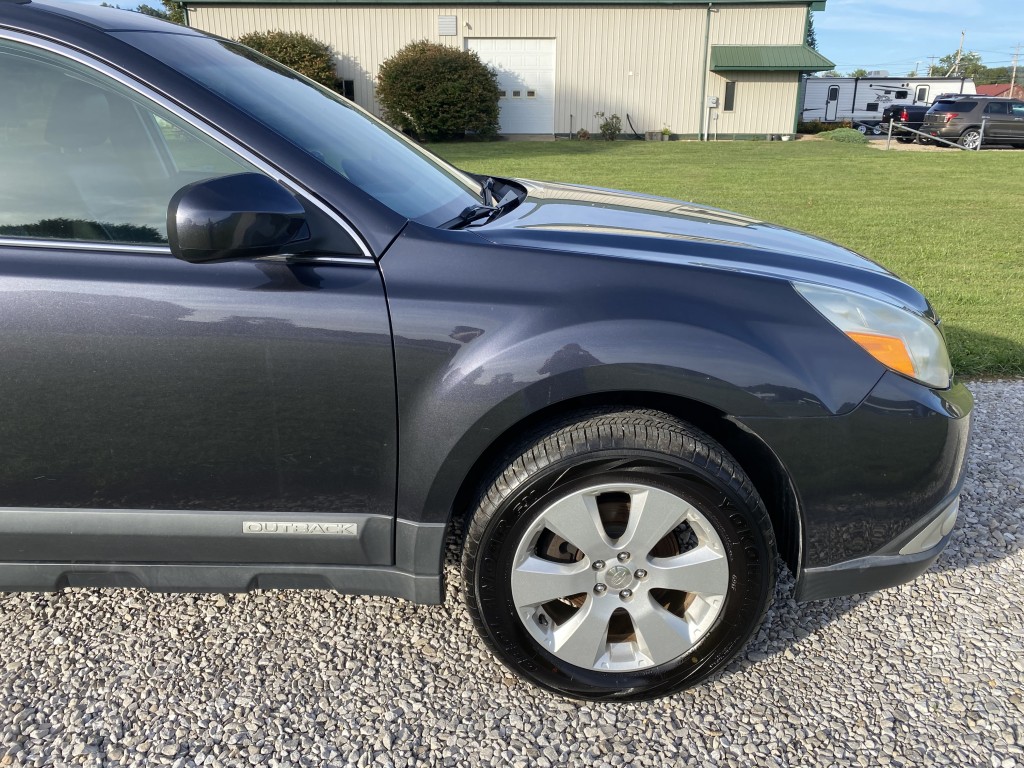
[928, 55, 937, 77]
[1012, 43, 1021, 98]
[947, 31, 965, 77]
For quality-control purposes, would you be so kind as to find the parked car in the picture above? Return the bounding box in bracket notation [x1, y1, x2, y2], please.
[923, 96, 1024, 148]
[0, 0, 972, 701]
[880, 104, 930, 142]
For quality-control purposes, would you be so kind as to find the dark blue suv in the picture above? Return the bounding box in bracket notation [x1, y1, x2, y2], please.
[0, 0, 972, 700]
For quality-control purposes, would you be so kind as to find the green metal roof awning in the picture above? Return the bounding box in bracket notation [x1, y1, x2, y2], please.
[710, 45, 834, 73]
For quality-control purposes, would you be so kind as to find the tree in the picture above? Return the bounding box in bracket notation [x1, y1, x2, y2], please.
[805, 12, 818, 50]
[819, 70, 842, 78]
[929, 50, 984, 79]
[377, 41, 500, 141]
[136, 4, 169, 19]
[101, 0, 184, 23]
[848, 68, 869, 78]
[160, 0, 186, 24]
[976, 65, 1012, 85]
[236, 31, 337, 88]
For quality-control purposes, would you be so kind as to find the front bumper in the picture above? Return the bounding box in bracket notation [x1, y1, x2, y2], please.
[796, 491, 961, 601]
[740, 372, 973, 602]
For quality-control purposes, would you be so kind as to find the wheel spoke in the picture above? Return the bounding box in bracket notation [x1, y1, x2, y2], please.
[629, 596, 697, 662]
[511, 555, 594, 607]
[549, 596, 615, 669]
[540, 492, 612, 557]
[646, 545, 729, 597]
[617, 488, 690, 556]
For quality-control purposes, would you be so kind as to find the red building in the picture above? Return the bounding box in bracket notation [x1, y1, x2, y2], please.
[977, 83, 1024, 99]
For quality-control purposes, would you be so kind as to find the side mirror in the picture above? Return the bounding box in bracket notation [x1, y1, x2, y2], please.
[167, 173, 307, 263]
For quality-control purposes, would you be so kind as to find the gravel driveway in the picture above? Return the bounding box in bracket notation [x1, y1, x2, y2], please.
[1, 380, 1021, 768]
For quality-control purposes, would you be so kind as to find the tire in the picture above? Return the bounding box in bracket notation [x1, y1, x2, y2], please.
[896, 136, 914, 144]
[856, 125, 868, 134]
[959, 128, 983, 150]
[872, 124, 883, 135]
[462, 409, 776, 701]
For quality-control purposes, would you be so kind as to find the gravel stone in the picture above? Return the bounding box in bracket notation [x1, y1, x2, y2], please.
[0, 379, 1020, 766]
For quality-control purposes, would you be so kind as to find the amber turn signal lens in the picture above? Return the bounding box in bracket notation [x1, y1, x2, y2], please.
[846, 332, 916, 377]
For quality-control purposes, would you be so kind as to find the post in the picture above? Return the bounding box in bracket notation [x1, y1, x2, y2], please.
[979, 117, 986, 151]
[1012, 44, 1020, 98]
[886, 117, 893, 150]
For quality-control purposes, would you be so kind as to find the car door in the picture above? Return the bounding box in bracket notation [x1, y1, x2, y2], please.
[0, 37, 397, 568]
[1009, 101, 1024, 142]
[982, 101, 1011, 140]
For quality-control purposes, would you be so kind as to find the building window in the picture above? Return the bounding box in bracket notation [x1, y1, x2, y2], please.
[512, 90, 521, 97]
[527, 90, 536, 98]
[438, 15, 457, 36]
[724, 81, 736, 112]
[336, 79, 355, 101]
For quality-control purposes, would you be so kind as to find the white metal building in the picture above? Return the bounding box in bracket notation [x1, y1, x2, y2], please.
[183, 0, 834, 138]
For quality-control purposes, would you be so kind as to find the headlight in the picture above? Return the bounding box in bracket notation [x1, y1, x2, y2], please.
[793, 282, 952, 389]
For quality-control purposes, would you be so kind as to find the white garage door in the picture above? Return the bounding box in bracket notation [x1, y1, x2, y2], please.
[467, 38, 556, 135]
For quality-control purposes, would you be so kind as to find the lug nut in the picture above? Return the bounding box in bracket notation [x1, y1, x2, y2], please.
[617, 552, 631, 563]
[634, 569, 648, 580]
[594, 583, 608, 595]
[592, 560, 606, 571]
[619, 589, 633, 600]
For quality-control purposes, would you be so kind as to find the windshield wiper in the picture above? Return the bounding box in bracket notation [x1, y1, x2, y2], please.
[444, 179, 522, 229]
[481, 176, 496, 206]
[443, 203, 499, 230]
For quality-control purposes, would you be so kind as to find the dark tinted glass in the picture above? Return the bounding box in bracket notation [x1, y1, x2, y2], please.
[0, 39, 254, 245]
[932, 101, 976, 113]
[984, 102, 1009, 114]
[125, 33, 482, 226]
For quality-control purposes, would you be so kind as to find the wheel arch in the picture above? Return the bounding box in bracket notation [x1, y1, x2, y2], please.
[443, 391, 803, 580]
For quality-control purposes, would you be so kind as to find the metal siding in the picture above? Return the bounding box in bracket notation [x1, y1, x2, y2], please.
[188, 4, 808, 135]
[710, 71, 799, 134]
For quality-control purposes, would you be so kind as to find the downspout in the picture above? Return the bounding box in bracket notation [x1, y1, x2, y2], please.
[698, 2, 713, 141]
[794, 4, 812, 134]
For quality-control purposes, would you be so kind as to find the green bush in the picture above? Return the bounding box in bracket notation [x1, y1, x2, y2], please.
[377, 41, 499, 141]
[236, 31, 336, 88]
[819, 127, 869, 144]
[797, 121, 830, 135]
[595, 111, 622, 140]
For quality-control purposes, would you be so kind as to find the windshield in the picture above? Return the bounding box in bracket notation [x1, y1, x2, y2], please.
[128, 34, 482, 226]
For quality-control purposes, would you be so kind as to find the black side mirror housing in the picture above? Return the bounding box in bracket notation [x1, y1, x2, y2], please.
[167, 173, 307, 263]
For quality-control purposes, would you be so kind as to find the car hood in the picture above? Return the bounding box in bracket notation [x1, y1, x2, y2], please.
[477, 180, 933, 317]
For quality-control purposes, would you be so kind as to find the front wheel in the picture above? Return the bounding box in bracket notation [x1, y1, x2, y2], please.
[959, 128, 983, 150]
[462, 410, 776, 700]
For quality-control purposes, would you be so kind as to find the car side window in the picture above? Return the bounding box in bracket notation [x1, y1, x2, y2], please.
[984, 102, 1009, 115]
[1011, 103, 1024, 117]
[0, 39, 257, 246]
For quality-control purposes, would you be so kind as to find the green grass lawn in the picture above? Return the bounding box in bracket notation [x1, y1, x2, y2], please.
[429, 139, 1024, 377]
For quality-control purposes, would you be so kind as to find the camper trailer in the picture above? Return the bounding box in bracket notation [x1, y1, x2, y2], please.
[802, 76, 977, 132]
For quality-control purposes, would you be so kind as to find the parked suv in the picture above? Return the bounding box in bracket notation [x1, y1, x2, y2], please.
[0, 0, 973, 701]
[923, 96, 1024, 148]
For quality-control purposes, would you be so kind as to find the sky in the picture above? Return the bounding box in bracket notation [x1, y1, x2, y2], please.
[816, 0, 1024, 76]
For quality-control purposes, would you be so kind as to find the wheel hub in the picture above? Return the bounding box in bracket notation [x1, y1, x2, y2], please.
[605, 565, 632, 589]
